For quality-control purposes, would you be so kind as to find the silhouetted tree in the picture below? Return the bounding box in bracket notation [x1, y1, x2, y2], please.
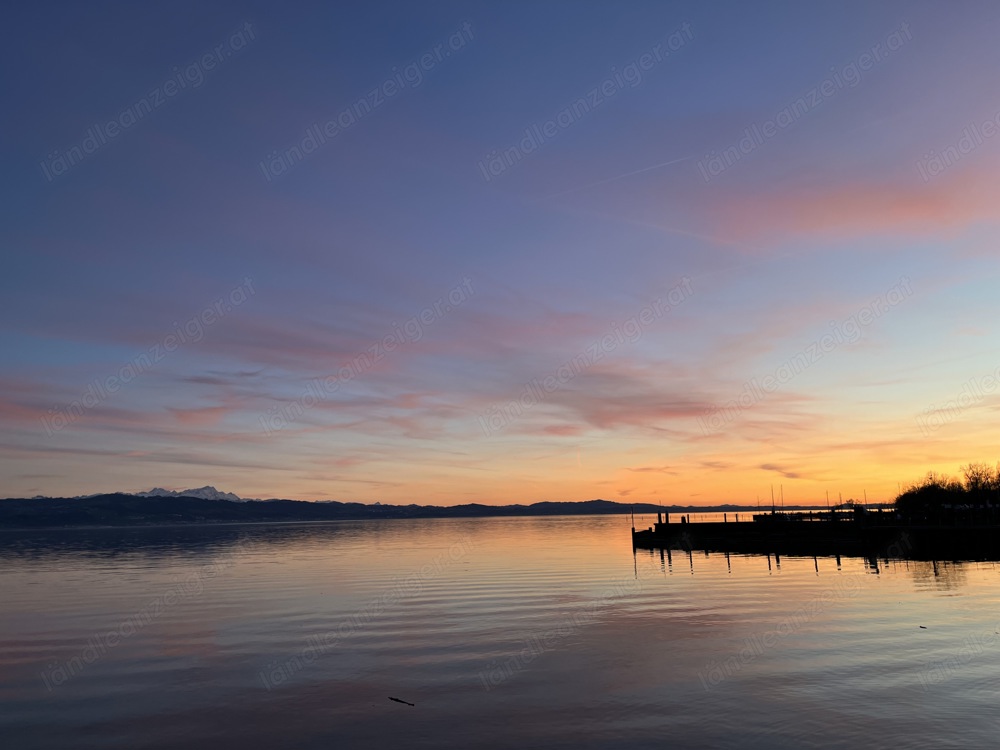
[895, 472, 964, 515]
[962, 462, 995, 493]
[895, 464, 1000, 518]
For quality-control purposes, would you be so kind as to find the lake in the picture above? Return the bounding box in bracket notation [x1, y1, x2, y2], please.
[2, 515, 999, 749]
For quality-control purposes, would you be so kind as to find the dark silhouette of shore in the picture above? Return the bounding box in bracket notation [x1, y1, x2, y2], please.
[632, 463, 1000, 560]
[0, 493, 822, 530]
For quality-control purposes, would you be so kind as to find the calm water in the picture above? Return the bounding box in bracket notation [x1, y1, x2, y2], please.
[2, 516, 1000, 749]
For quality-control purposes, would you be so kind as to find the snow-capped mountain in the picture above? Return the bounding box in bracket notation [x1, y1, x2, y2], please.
[135, 486, 246, 502]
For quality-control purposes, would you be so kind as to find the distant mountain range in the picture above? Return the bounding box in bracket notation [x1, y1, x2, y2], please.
[0, 487, 823, 529]
[134, 486, 246, 502]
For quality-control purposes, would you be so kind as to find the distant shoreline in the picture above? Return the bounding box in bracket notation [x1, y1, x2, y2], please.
[0, 510, 832, 533]
[0, 493, 835, 530]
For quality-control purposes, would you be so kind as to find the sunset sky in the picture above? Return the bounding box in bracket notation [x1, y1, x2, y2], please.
[3, 1, 1000, 504]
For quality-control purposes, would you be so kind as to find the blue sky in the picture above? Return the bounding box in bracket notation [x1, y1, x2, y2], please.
[3, 0, 1000, 503]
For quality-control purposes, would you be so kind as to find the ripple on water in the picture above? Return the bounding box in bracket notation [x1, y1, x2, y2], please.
[2, 517, 1000, 749]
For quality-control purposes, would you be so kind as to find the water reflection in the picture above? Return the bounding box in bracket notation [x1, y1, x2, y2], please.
[906, 559, 989, 592]
[633, 546, 1000, 591]
[3, 517, 1000, 749]
[0, 521, 373, 563]
[5, 520, 994, 596]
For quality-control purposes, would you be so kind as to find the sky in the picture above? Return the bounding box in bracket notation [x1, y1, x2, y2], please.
[3, 0, 1000, 505]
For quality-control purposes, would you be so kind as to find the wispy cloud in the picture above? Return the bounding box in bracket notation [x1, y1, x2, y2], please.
[759, 463, 801, 480]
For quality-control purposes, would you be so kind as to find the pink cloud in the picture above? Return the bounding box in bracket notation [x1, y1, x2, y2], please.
[627, 465, 678, 475]
[539, 424, 586, 436]
[167, 405, 234, 426]
[714, 166, 998, 241]
[547, 366, 712, 431]
[0, 397, 46, 424]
